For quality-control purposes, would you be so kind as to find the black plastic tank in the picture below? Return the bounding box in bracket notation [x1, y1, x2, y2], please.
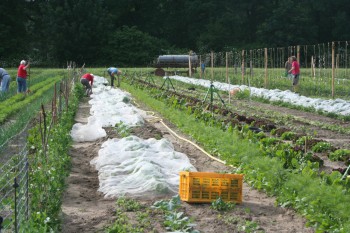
[156, 54, 199, 68]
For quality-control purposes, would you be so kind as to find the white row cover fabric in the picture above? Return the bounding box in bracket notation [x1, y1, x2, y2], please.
[90, 136, 197, 198]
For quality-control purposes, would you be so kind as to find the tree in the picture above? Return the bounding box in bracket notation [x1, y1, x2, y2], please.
[0, 0, 30, 66]
[104, 26, 170, 66]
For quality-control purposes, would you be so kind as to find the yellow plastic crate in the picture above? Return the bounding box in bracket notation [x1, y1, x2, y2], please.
[179, 171, 243, 203]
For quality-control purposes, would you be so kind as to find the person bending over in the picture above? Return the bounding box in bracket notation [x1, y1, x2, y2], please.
[107, 67, 122, 87]
[80, 73, 94, 97]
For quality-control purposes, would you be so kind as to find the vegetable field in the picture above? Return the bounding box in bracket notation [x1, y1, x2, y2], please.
[1, 66, 350, 232]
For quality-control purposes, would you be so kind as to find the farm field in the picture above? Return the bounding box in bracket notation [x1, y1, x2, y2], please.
[2, 68, 350, 232]
[61, 84, 312, 233]
[61, 69, 350, 232]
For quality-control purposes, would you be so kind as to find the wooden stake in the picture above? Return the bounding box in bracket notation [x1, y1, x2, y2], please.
[241, 50, 245, 83]
[264, 48, 268, 88]
[211, 51, 214, 81]
[226, 52, 228, 83]
[332, 42, 335, 98]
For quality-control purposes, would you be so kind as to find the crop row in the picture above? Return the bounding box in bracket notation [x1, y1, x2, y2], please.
[0, 76, 61, 124]
[121, 77, 350, 232]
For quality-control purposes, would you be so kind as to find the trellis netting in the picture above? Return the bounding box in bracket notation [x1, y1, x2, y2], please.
[90, 136, 197, 198]
[71, 75, 196, 198]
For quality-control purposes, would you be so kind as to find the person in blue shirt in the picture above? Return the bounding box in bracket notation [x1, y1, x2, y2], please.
[107, 67, 122, 87]
[201, 63, 206, 78]
[0, 68, 11, 93]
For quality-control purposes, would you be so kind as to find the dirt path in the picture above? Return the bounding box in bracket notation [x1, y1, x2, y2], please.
[61, 96, 314, 232]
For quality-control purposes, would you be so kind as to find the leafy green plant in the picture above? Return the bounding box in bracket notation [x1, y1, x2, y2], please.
[238, 220, 262, 233]
[211, 196, 235, 211]
[116, 197, 142, 211]
[329, 149, 350, 161]
[235, 89, 250, 99]
[152, 195, 199, 233]
[312, 141, 333, 153]
[163, 211, 198, 232]
[114, 122, 131, 137]
[106, 201, 156, 233]
[152, 195, 181, 212]
[280, 131, 296, 140]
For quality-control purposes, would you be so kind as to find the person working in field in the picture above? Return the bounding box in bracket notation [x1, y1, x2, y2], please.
[288, 56, 300, 93]
[284, 57, 292, 79]
[0, 68, 11, 93]
[107, 67, 122, 87]
[200, 62, 205, 78]
[80, 73, 94, 97]
[17, 60, 30, 94]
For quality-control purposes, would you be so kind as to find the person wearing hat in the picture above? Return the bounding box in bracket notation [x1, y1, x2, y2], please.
[17, 60, 30, 94]
[80, 73, 94, 97]
[0, 68, 11, 93]
[107, 67, 122, 87]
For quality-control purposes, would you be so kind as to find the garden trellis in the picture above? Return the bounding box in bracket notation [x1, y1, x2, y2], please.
[0, 68, 78, 233]
[198, 41, 350, 100]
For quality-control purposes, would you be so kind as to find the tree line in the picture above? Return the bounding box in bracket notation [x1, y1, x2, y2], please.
[0, 0, 349, 67]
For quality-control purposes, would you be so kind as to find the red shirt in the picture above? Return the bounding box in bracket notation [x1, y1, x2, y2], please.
[291, 61, 300, 75]
[17, 64, 27, 78]
[82, 73, 94, 86]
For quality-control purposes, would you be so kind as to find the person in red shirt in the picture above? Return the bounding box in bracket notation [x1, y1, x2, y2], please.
[80, 73, 94, 97]
[288, 56, 300, 92]
[17, 60, 30, 93]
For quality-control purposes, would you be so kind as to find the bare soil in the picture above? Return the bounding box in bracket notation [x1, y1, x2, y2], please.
[61, 96, 315, 233]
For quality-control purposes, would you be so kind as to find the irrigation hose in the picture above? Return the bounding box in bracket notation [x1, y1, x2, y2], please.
[131, 99, 230, 166]
[146, 111, 228, 165]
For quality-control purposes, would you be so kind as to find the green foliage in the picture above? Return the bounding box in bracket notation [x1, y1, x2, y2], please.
[105, 26, 170, 66]
[21, 83, 83, 232]
[152, 195, 181, 212]
[312, 142, 333, 153]
[0, 76, 61, 124]
[116, 197, 142, 212]
[235, 89, 250, 100]
[121, 80, 350, 232]
[329, 149, 350, 161]
[152, 195, 198, 233]
[163, 211, 198, 233]
[107, 200, 156, 233]
[280, 131, 296, 140]
[211, 196, 235, 211]
[114, 122, 131, 137]
[2, 0, 350, 66]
